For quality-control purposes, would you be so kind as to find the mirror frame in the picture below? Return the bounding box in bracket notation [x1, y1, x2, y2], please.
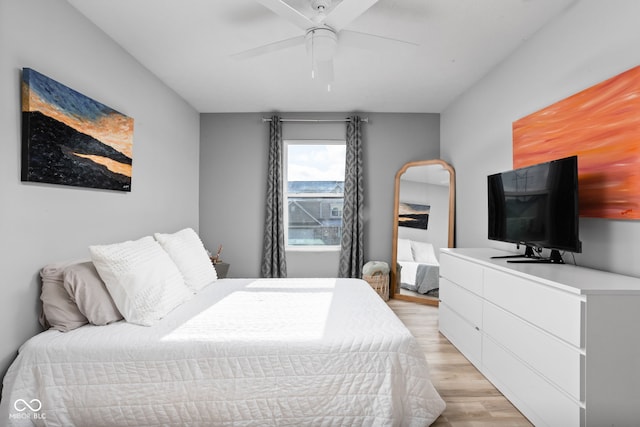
[390, 159, 456, 306]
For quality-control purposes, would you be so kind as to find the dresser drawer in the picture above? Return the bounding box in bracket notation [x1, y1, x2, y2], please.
[439, 302, 482, 368]
[440, 253, 483, 296]
[440, 278, 482, 328]
[483, 301, 584, 401]
[483, 268, 584, 347]
[483, 336, 584, 427]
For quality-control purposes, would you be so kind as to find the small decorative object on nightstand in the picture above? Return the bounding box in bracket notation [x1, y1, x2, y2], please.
[209, 244, 229, 278]
[210, 244, 223, 264]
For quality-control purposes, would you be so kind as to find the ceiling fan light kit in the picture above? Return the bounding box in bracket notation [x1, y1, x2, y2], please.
[306, 27, 337, 90]
[306, 28, 337, 63]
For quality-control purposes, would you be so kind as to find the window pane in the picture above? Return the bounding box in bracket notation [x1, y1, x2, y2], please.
[287, 144, 346, 184]
[287, 181, 344, 194]
[288, 197, 343, 246]
[286, 143, 346, 247]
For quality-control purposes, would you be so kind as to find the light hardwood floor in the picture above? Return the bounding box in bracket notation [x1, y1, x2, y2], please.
[387, 299, 533, 427]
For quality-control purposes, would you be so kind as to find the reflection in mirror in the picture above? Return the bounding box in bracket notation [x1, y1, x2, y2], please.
[391, 160, 455, 306]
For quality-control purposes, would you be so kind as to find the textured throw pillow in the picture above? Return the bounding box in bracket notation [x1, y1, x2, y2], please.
[411, 241, 439, 264]
[154, 228, 217, 291]
[63, 262, 123, 326]
[89, 236, 194, 326]
[397, 238, 414, 262]
[40, 260, 89, 332]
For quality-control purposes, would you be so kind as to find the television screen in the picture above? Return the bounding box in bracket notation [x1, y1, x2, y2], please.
[488, 155, 581, 254]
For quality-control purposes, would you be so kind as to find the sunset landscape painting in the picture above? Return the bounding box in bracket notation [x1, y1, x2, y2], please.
[21, 68, 133, 191]
[513, 65, 640, 219]
[399, 203, 430, 229]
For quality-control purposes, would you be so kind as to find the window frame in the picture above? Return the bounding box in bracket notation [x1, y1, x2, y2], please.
[283, 139, 346, 252]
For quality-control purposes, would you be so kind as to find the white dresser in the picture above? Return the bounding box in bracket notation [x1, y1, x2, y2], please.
[439, 248, 640, 427]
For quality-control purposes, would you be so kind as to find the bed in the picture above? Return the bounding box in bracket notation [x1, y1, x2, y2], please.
[0, 232, 445, 427]
[397, 239, 439, 295]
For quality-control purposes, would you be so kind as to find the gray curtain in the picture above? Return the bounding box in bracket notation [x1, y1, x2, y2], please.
[261, 116, 287, 278]
[338, 116, 365, 278]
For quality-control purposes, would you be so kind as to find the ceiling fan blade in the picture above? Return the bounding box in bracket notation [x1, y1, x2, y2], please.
[231, 35, 305, 60]
[323, 0, 380, 31]
[339, 30, 419, 52]
[255, 0, 315, 30]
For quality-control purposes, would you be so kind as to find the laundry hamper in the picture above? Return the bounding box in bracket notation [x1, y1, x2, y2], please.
[363, 272, 389, 301]
[362, 261, 390, 301]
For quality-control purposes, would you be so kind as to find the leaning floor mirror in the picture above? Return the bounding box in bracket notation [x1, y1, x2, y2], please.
[391, 159, 455, 306]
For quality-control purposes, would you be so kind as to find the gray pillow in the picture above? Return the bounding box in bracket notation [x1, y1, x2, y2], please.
[63, 262, 123, 326]
[40, 260, 89, 332]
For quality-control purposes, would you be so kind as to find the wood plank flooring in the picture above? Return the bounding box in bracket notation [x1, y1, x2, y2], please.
[387, 299, 533, 427]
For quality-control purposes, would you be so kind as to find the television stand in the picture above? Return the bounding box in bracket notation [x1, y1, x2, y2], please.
[507, 249, 564, 264]
[491, 245, 538, 260]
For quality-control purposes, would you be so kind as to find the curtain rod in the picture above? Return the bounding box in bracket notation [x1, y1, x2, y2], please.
[261, 117, 369, 123]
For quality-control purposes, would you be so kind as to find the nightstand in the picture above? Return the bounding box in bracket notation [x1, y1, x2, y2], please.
[213, 262, 230, 279]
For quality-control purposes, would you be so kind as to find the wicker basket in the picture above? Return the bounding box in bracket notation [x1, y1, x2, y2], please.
[363, 272, 389, 301]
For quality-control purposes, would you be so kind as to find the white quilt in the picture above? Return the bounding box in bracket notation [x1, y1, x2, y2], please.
[1, 278, 445, 426]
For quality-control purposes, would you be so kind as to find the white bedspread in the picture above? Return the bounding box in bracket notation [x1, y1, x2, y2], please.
[1, 278, 445, 426]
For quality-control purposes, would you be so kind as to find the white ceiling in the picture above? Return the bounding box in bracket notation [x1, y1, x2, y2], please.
[66, 0, 576, 113]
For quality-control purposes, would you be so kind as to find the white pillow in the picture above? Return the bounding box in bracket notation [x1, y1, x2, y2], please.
[154, 228, 217, 291]
[397, 238, 414, 262]
[89, 236, 193, 326]
[411, 240, 439, 264]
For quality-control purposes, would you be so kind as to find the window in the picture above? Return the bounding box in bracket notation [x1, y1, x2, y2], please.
[284, 140, 346, 249]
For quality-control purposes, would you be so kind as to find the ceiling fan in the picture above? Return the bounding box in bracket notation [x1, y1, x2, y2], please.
[232, 0, 418, 90]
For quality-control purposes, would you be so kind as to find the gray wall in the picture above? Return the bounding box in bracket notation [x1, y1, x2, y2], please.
[200, 112, 439, 278]
[441, 0, 640, 276]
[0, 0, 201, 378]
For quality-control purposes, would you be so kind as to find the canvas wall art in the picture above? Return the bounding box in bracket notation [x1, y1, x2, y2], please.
[21, 68, 133, 191]
[513, 65, 640, 219]
[398, 203, 430, 229]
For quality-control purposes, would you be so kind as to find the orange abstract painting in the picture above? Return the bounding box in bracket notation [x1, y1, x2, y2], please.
[513, 65, 640, 219]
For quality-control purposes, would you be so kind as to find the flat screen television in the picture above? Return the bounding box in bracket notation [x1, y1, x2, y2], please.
[487, 155, 581, 263]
